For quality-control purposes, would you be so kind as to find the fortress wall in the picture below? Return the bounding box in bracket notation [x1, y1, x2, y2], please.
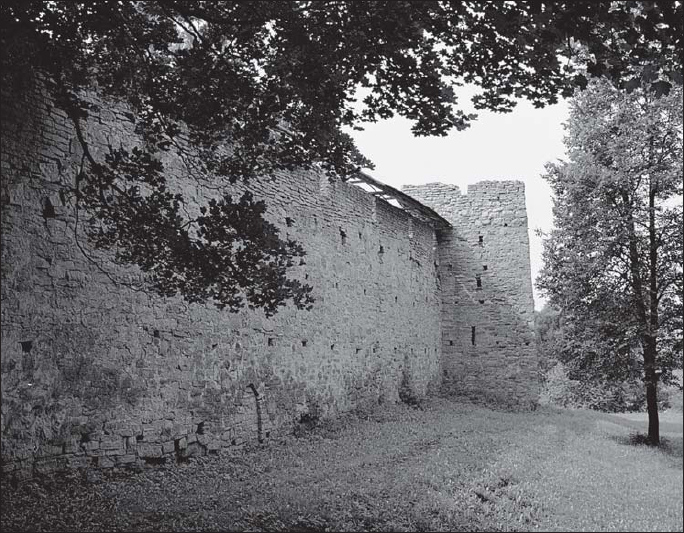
[0, 75, 442, 475]
[403, 182, 539, 407]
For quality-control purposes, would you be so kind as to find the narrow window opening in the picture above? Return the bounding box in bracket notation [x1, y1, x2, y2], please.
[330, 344, 335, 350]
[153, 330, 160, 338]
[449, 340, 454, 346]
[285, 217, 294, 227]
[476, 275, 482, 289]
[483, 265, 488, 271]
[378, 245, 384, 254]
[268, 338, 275, 347]
[478, 235, 484, 245]
[20, 340, 33, 353]
[358, 231, 362, 239]
[471, 326, 476, 346]
[394, 296, 398, 303]
[302, 339, 308, 347]
[42, 197, 56, 219]
[339, 227, 347, 244]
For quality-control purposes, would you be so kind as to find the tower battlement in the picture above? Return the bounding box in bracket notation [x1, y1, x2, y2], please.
[403, 181, 537, 406]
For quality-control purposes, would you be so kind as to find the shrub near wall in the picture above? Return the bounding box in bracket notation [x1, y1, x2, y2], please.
[540, 363, 650, 412]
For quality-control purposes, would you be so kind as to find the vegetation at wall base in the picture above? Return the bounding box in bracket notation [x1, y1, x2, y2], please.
[2, 397, 681, 532]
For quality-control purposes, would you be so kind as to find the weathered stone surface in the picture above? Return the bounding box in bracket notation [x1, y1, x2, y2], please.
[1, 73, 536, 477]
[137, 444, 162, 459]
[402, 182, 538, 407]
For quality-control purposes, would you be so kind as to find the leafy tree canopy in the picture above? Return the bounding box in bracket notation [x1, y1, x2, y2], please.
[537, 78, 683, 443]
[2, 1, 682, 315]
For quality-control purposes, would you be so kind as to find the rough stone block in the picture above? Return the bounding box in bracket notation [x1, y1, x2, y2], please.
[100, 437, 123, 451]
[83, 441, 100, 451]
[68, 456, 90, 469]
[98, 456, 115, 468]
[137, 444, 162, 458]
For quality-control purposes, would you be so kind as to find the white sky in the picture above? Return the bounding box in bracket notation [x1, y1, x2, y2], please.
[347, 87, 570, 310]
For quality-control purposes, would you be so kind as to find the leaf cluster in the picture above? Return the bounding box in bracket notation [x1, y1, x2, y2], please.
[538, 79, 683, 386]
[2, 1, 681, 313]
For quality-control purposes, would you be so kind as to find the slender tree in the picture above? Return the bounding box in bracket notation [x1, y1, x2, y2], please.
[538, 79, 683, 444]
[2, 1, 682, 314]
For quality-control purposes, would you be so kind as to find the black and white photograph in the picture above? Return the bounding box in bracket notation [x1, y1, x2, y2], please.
[1, 2, 682, 531]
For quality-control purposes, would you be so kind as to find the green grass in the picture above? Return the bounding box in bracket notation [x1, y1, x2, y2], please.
[2, 397, 682, 532]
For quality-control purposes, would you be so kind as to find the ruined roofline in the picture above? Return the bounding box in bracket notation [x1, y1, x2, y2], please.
[404, 180, 526, 197]
[344, 171, 452, 229]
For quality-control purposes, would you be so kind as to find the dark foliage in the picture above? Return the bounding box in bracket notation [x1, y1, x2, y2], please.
[2, 1, 681, 313]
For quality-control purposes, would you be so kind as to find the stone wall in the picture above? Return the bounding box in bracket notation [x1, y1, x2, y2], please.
[1, 74, 539, 478]
[403, 182, 538, 407]
[1, 74, 443, 476]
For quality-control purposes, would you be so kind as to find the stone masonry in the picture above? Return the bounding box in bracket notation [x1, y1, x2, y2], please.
[403, 183, 538, 406]
[0, 73, 537, 477]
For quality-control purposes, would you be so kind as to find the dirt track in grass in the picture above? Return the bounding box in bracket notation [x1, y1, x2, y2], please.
[2, 397, 682, 532]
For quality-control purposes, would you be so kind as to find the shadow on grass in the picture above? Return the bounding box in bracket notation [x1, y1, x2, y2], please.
[610, 432, 683, 464]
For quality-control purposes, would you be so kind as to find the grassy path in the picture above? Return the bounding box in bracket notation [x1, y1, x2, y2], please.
[2, 398, 682, 532]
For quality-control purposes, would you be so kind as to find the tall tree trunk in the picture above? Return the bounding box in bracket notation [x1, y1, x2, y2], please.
[643, 336, 659, 445]
[622, 189, 660, 445]
[645, 183, 660, 445]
